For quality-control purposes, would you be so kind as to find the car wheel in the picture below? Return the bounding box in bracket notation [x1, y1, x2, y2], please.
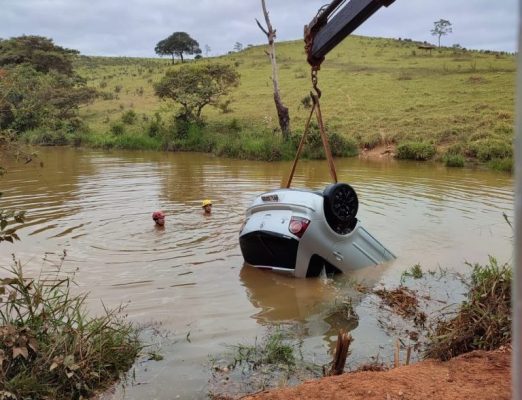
[323, 183, 358, 233]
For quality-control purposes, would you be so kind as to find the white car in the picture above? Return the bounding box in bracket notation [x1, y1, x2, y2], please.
[239, 183, 395, 278]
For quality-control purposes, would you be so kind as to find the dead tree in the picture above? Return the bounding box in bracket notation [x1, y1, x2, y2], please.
[256, 0, 290, 140]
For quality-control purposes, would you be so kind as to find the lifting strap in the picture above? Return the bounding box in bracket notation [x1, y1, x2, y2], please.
[286, 2, 341, 189]
[285, 67, 338, 188]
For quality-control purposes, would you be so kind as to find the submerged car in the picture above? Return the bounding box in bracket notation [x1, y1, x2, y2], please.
[239, 183, 395, 278]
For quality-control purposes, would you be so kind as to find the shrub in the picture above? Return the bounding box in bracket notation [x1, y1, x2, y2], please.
[99, 91, 117, 100]
[357, 131, 382, 149]
[329, 132, 358, 157]
[443, 153, 465, 168]
[425, 257, 511, 361]
[21, 128, 70, 146]
[110, 122, 125, 136]
[121, 110, 137, 125]
[467, 139, 512, 162]
[147, 114, 164, 138]
[173, 114, 190, 139]
[396, 141, 436, 160]
[292, 124, 358, 159]
[488, 157, 513, 173]
[0, 260, 141, 399]
[228, 118, 241, 132]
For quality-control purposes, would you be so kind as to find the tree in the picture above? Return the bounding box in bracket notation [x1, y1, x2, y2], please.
[0, 35, 79, 76]
[154, 63, 240, 121]
[431, 19, 453, 48]
[0, 36, 96, 134]
[204, 44, 211, 57]
[233, 42, 243, 52]
[154, 32, 201, 63]
[256, 0, 290, 140]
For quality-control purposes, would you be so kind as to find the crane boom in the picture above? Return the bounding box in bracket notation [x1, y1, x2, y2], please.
[305, 0, 396, 66]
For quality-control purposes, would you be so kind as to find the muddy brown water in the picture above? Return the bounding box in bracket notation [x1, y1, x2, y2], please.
[0, 148, 514, 399]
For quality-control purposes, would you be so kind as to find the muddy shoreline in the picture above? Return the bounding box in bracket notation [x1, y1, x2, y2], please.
[241, 347, 511, 400]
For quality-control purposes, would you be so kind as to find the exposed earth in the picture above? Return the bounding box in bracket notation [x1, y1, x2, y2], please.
[241, 348, 511, 400]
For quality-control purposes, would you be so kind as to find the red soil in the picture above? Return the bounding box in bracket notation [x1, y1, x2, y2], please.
[241, 348, 511, 400]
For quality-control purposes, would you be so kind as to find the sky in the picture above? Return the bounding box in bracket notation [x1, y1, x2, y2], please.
[0, 0, 518, 58]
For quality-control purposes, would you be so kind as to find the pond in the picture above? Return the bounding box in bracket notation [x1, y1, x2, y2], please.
[0, 148, 514, 399]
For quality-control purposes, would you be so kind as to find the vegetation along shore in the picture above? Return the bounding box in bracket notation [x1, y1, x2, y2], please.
[0, 34, 515, 171]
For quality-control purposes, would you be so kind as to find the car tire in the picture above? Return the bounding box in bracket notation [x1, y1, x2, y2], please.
[323, 183, 358, 233]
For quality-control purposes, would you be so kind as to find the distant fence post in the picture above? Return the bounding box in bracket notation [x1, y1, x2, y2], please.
[514, 1, 521, 398]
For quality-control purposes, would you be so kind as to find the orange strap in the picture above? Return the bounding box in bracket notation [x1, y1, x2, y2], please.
[285, 101, 316, 188]
[285, 91, 338, 188]
[313, 93, 338, 184]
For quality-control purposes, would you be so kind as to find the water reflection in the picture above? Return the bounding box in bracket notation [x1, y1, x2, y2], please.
[240, 265, 336, 323]
[239, 263, 389, 353]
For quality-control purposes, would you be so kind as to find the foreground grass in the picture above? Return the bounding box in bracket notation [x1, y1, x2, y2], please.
[69, 36, 514, 168]
[425, 256, 511, 360]
[0, 260, 141, 399]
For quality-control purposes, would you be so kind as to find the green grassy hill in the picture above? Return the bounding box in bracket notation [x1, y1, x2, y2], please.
[69, 35, 515, 169]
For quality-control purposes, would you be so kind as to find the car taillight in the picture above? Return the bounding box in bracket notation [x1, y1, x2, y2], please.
[288, 216, 310, 238]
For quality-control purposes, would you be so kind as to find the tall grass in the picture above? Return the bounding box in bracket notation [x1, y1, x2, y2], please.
[0, 258, 141, 399]
[396, 141, 436, 160]
[424, 256, 511, 361]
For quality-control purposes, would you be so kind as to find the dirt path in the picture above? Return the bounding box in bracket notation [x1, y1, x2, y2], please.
[241, 348, 511, 400]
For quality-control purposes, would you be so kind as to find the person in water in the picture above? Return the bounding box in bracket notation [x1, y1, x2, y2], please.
[202, 199, 212, 215]
[152, 210, 165, 226]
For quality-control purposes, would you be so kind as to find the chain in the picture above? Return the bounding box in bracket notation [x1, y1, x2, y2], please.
[311, 67, 321, 99]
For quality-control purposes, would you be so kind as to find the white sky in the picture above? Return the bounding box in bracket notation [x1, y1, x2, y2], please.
[0, 0, 518, 57]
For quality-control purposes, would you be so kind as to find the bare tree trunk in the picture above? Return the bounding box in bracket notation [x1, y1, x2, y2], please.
[328, 331, 352, 376]
[256, 0, 290, 140]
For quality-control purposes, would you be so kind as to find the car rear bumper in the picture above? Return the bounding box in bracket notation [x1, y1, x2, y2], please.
[239, 231, 298, 271]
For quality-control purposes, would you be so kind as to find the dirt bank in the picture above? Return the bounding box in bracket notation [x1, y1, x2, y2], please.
[241, 348, 511, 400]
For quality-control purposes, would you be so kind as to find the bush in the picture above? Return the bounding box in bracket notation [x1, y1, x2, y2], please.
[147, 114, 164, 138]
[443, 153, 465, 168]
[99, 91, 117, 100]
[21, 128, 70, 146]
[121, 110, 137, 125]
[291, 124, 358, 159]
[0, 260, 141, 399]
[172, 114, 191, 139]
[110, 122, 125, 136]
[228, 118, 241, 132]
[488, 157, 513, 173]
[396, 141, 436, 160]
[112, 133, 161, 150]
[425, 257, 511, 361]
[467, 139, 512, 162]
[329, 132, 358, 157]
[357, 131, 382, 150]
